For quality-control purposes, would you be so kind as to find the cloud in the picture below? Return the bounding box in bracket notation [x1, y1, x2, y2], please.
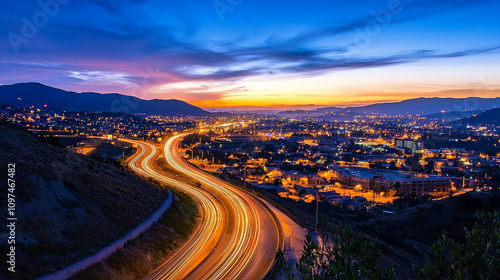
[1, 0, 498, 102]
[93, 0, 149, 14]
[150, 81, 248, 102]
[68, 70, 133, 86]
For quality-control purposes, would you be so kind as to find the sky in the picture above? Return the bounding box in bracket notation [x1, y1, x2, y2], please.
[1, 0, 499, 110]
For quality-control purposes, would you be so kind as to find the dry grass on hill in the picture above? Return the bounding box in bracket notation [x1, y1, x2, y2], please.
[0, 120, 169, 279]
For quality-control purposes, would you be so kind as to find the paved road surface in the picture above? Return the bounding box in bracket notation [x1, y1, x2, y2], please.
[123, 136, 283, 280]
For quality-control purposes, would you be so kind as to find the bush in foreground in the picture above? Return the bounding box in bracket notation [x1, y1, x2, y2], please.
[413, 211, 500, 280]
[274, 211, 499, 280]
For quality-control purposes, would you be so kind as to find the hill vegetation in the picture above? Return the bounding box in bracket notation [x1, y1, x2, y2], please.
[74, 189, 199, 280]
[454, 107, 500, 126]
[0, 120, 169, 279]
[274, 209, 500, 280]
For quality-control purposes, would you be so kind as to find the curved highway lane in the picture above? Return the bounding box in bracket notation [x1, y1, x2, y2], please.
[122, 137, 283, 280]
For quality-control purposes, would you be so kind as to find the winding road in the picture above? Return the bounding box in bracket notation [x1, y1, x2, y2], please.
[122, 134, 283, 280]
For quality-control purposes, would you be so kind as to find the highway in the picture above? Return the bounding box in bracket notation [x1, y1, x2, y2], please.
[122, 135, 283, 280]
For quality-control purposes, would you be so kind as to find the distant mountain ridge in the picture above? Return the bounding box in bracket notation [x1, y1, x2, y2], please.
[278, 97, 500, 116]
[343, 97, 500, 115]
[346, 97, 500, 115]
[0, 82, 210, 116]
[453, 108, 500, 126]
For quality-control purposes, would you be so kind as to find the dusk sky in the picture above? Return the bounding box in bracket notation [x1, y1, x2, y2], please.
[1, 0, 499, 109]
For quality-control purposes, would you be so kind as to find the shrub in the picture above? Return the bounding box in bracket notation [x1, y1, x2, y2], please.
[274, 215, 399, 280]
[413, 211, 500, 280]
[458, 195, 483, 210]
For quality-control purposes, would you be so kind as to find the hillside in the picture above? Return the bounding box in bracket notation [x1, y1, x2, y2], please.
[356, 192, 500, 277]
[425, 110, 482, 121]
[0, 82, 210, 116]
[453, 107, 500, 126]
[0, 120, 169, 279]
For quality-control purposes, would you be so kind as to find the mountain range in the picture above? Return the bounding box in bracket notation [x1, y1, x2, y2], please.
[0, 82, 210, 116]
[278, 98, 500, 116]
[344, 97, 500, 115]
[2, 83, 500, 117]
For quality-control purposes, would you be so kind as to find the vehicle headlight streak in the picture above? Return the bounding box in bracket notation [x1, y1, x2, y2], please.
[121, 135, 275, 280]
[163, 135, 261, 280]
[122, 139, 223, 280]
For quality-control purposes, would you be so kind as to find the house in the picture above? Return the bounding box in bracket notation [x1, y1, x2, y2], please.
[282, 170, 326, 187]
[352, 196, 368, 203]
[330, 167, 451, 197]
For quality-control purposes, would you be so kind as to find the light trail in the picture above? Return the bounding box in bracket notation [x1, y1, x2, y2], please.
[122, 135, 282, 280]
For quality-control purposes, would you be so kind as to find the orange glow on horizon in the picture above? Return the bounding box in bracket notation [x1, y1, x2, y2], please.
[190, 89, 491, 108]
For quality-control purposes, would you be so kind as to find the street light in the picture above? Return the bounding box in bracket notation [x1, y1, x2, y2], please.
[186, 149, 193, 161]
[314, 185, 324, 232]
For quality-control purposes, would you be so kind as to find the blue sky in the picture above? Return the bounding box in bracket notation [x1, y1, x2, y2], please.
[1, 0, 499, 108]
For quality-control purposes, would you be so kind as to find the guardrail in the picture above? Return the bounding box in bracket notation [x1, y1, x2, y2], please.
[38, 189, 173, 280]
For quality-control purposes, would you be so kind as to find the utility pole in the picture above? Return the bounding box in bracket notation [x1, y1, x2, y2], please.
[243, 162, 247, 190]
[315, 187, 319, 232]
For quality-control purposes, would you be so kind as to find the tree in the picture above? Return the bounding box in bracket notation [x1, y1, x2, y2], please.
[275, 215, 398, 280]
[263, 143, 276, 154]
[405, 155, 421, 170]
[270, 249, 295, 280]
[389, 161, 398, 170]
[394, 182, 401, 195]
[481, 167, 500, 191]
[369, 162, 383, 169]
[425, 160, 435, 174]
[342, 153, 354, 163]
[413, 211, 500, 280]
[274, 211, 500, 279]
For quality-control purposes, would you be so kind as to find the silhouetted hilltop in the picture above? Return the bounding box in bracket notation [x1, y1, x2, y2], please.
[0, 82, 210, 116]
[299, 98, 500, 116]
[453, 107, 500, 126]
[344, 97, 500, 115]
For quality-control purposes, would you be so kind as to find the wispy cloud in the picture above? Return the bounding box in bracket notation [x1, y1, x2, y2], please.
[93, 0, 150, 14]
[68, 70, 133, 85]
[1, 0, 498, 104]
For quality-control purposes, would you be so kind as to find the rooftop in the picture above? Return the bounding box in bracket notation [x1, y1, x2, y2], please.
[334, 167, 449, 182]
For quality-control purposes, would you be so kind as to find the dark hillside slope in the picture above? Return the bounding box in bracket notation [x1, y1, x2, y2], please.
[454, 107, 500, 126]
[0, 120, 168, 279]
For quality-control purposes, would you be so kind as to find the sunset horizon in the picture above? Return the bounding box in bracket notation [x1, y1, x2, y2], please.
[3, 80, 499, 111]
[2, 0, 499, 109]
